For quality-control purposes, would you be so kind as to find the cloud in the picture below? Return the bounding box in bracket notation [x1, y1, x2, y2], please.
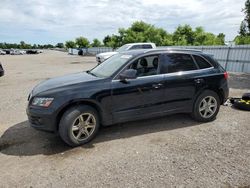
[0, 0, 245, 44]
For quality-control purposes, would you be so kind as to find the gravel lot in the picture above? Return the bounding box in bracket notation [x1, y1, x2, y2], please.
[0, 50, 250, 187]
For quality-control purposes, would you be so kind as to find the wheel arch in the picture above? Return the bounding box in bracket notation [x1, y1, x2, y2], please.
[194, 87, 224, 105]
[56, 99, 103, 131]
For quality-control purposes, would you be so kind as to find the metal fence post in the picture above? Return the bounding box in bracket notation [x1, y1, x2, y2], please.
[242, 62, 245, 73]
[225, 47, 231, 70]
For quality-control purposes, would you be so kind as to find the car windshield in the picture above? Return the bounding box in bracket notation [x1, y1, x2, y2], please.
[89, 54, 132, 78]
[116, 44, 130, 52]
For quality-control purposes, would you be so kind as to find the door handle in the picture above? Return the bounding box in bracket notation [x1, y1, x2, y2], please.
[152, 83, 163, 89]
[194, 78, 204, 84]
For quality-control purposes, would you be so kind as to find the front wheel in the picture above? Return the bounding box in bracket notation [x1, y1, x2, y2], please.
[59, 105, 100, 147]
[192, 90, 220, 122]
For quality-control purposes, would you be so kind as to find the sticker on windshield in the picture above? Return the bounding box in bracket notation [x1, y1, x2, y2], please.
[121, 55, 132, 59]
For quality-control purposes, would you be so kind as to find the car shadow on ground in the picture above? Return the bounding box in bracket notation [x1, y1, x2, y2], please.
[0, 114, 201, 156]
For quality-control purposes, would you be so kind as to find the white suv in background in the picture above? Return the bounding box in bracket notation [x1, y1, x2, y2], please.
[96, 43, 156, 63]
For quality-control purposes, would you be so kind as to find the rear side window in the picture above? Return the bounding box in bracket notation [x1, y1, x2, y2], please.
[193, 55, 212, 69]
[142, 44, 153, 49]
[160, 53, 197, 73]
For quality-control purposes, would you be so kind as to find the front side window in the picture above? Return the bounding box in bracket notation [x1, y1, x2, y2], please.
[125, 55, 159, 77]
[89, 54, 132, 78]
[160, 53, 197, 74]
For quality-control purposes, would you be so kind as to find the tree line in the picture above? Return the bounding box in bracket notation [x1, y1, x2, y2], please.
[65, 22, 226, 49]
[0, 41, 63, 49]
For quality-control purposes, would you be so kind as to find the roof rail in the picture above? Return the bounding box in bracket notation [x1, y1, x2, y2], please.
[154, 47, 202, 53]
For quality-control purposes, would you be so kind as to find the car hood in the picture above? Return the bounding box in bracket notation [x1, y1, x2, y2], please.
[97, 51, 117, 57]
[32, 72, 102, 96]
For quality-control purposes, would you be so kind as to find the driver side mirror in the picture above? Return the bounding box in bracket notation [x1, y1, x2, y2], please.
[119, 69, 137, 82]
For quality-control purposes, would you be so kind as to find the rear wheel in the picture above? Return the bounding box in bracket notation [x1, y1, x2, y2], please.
[192, 90, 220, 122]
[59, 105, 100, 147]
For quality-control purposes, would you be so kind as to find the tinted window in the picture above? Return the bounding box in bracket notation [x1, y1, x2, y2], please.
[161, 53, 197, 73]
[142, 44, 153, 49]
[125, 55, 159, 77]
[193, 55, 212, 69]
[129, 45, 142, 50]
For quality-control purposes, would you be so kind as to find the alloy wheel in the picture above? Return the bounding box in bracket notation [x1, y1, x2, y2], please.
[71, 113, 96, 141]
[199, 96, 218, 118]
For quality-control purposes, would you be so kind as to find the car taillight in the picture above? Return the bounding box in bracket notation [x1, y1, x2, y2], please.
[224, 72, 228, 80]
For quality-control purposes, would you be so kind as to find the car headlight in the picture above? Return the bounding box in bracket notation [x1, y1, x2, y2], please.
[32, 97, 54, 107]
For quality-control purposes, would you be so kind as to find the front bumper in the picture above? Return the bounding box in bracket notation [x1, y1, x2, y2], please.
[26, 106, 57, 132]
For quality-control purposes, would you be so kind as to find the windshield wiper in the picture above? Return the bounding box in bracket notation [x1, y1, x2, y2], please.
[86, 70, 97, 77]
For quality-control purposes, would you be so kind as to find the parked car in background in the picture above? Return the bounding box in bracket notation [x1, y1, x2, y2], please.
[96, 43, 156, 63]
[27, 48, 228, 147]
[0, 63, 4, 77]
[10, 49, 26, 55]
[0, 50, 6, 55]
[26, 50, 39, 54]
[3, 50, 11, 54]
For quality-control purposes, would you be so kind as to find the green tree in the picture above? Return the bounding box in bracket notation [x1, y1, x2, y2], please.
[106, 35, 122, 49]
[103, 35, 112, 46]
[32, 44, 37, 49]
[65, 41, 76, 48]
[91, 38, 102, 47]
[234, 35, 250, 44]
[115, 21, 173, 46]
[235, 0, 250, 44]
[56, 43, 64, 48]
[0, 43, 7, 49]
[193, 27, 206, 45]
[20, 41, 32, 49]
[216, 33, 225, 45]
[173, 25, 195, 45]
[243, 0, 250, 33]
[75, 37, 90, 48]
[239, 21, 248, 36]
[20, 41, 26, 49]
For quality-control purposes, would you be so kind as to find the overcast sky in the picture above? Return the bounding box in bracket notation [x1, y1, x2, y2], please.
[0, 0, 246, 44]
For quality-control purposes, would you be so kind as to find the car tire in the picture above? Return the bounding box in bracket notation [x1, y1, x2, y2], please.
[232, 99, 250, 111]
[59, 105, 100, 147]
[242, 93, 250, 100]
[192, 90, 220, 122]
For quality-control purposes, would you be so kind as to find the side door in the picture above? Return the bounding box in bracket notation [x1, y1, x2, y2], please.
[159, 53, 202, 113]
[111, 54, 165, 123]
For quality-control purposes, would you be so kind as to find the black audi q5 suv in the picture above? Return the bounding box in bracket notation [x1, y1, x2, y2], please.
[27, 48, 229, 146]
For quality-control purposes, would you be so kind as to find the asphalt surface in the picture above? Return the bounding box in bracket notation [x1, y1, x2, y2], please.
[0, 50, 250, 187]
